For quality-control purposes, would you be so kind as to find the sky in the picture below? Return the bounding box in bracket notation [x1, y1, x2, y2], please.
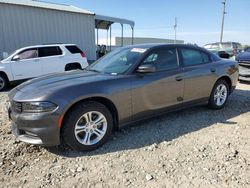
[47, 0, 250, 45]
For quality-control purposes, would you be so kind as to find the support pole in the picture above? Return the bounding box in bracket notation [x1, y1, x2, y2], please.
[121, 24, 124, 47]
[109, 24, 112, 51]
[131, 27, 134, 45]
[96, 28, 99, 46]
[106, 29, 108, 47]
[174, 17, 177, 44]
[220, 0, 226, 43]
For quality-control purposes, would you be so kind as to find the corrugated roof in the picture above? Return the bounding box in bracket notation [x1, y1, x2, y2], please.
[0, 0, 94, 15]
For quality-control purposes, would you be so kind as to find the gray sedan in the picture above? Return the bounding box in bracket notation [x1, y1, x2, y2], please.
[8, 44, 239, 152]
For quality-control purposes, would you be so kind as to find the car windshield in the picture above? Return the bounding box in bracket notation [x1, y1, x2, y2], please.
[1, 50, 17, 60]
[221, 43, 232, 49]
[87, 47, 148, 74]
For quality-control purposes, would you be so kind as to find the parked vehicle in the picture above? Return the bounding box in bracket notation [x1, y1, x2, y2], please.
[8, 44, 239, 152]
[204, 42, 242, 59]
[236, 47, 250, 82]
[0, 44, 88, 91]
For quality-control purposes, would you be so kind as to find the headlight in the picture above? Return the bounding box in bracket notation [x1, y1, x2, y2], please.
[22, 102, 58, 113]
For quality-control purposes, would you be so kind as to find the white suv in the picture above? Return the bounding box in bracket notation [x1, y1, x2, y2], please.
[0, 44, 89, 91]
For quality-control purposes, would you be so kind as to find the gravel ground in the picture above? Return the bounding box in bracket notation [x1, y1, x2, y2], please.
[0, 82, 250, 188]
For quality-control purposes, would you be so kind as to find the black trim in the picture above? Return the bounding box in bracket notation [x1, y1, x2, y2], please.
[10, 78, 31, 86]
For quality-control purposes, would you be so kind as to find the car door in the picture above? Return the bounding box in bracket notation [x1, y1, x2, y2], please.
[131, 47, 184, 120]
[178, 47, 217, 102]
[38, 46, 64, 75]
[10, 48, 42, 80]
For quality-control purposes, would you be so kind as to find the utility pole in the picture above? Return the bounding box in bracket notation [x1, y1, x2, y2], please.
[220, 0, 226, 43]
[174, 17, 177, 44]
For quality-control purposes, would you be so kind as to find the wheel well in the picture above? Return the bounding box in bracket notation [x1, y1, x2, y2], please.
[0, 71, 9, 83]
[62, 97, 119, 130]
[65, 63, 82, 71]
[218, 76, 232, 93]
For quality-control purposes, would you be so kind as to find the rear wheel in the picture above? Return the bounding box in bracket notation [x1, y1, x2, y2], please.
[0, 74, 8, 91]
[61, 101, 113, 152]
[65, 63, 82, 71]
[208, 79, 229, 109]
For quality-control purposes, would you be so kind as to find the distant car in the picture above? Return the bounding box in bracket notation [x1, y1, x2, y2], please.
[8, 44, 238, 152]
[204, 42, 242, 60]
[236, 48, 250, 82]
[0, 44, 88, 91]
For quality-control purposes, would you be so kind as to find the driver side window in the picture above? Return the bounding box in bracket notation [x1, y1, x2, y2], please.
[142, 47, 179, 71]
[17, 49, 38, 60]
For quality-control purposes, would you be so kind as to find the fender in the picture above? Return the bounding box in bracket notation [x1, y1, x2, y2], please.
[0, 63, 14, 81]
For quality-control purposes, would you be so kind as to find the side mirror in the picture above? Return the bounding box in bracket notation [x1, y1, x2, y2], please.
[12, 55, 20, 61]
[218, 51, 230, 59]
[137, 64, 156, 73]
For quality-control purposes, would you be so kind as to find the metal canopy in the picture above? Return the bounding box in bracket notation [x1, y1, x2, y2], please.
[95, 14, 135, 52]
[95, 14, 135, 29]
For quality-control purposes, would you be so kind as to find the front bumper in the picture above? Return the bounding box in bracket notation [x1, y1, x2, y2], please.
[239, 62, 250, 82]
[9, 107, 61, 146]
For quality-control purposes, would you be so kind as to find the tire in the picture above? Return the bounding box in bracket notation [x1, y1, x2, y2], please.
[61, 101, 113, 152]
[208, 79, 229, 109]
[0, 74, 8, 91]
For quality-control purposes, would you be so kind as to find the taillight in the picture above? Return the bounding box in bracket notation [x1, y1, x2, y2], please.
[80, 52, 86, 58]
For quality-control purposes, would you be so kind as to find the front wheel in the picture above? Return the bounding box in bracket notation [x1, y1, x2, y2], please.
[208, 79, 229, 109]
[0, 75, 8, 91]
[61, 101, 113, 152]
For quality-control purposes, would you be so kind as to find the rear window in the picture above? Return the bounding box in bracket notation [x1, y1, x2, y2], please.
[180, 48, 210, 66]
[66, 46, 83, 54]
[38, 47, 62, 57]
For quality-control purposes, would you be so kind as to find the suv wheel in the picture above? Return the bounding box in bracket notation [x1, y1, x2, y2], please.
[61, 101, 113, 152]
[65, 63, 82, 71]
[208, 79, 229, 109]
[0, 75, 7, 91]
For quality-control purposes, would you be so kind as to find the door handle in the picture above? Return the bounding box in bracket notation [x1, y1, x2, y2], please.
[176, 76, 183, 81]
[210, 68, 216, 73]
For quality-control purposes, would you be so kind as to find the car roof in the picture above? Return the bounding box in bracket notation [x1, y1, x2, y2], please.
[122, 43, 210, 54]
[18, 44, 77, 50]
[123, 43, 202, 50]
[25, 43, 76, 48]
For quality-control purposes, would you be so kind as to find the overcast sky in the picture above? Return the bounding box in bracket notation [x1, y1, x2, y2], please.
[48, 0, 250, 45]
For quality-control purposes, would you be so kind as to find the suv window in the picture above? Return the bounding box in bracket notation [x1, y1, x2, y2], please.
[17, 48, 38, 60]
[66, 45, 83, 54]
[180, 48, 210, 66]
[142, 47, 178, 71]
[38, 47, 62, 57]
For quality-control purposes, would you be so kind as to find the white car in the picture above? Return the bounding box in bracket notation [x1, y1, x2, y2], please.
[0, 44, 88, 91]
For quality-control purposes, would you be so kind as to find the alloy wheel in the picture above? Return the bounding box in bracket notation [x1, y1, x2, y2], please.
[214, 84, 228, 106]
[74, 111, 107, 146]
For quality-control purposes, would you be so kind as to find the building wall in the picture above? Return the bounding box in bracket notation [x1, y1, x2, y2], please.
[0, 3, 96, 60]
[115, 37, 184, 46]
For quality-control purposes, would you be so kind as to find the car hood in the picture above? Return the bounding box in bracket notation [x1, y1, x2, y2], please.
[237, 52, 250, 61]
[15, 70, 113, 94]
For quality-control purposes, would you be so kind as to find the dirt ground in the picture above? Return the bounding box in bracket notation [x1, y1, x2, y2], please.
[0, 82, 250, 188]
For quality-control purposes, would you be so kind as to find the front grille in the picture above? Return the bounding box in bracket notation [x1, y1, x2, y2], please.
[239, 61, 250, 67]
[11, 101, 22, 113]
